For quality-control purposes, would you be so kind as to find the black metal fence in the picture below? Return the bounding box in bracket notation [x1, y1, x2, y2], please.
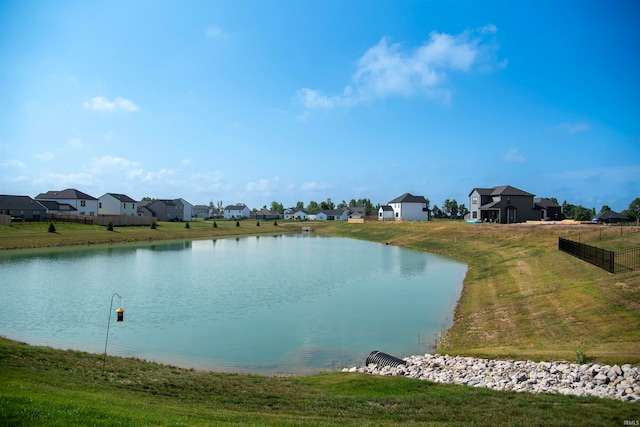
[558, 237, 640, 274]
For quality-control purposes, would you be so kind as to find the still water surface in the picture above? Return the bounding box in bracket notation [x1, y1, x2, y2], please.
[0, 234, 466, 374]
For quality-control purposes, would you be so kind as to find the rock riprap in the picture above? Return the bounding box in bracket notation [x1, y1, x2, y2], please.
[343, 354, 640, 402]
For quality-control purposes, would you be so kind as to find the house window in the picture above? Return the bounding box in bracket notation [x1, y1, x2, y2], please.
[506, 196, 511, 204]
[99, 202, 102, 208]
[472, 211, 477, 219]
[80, 200, 86, 207]
[471, 196, 478, 204]
[123, 203, 126, 209]
[395, 212, 399, 218]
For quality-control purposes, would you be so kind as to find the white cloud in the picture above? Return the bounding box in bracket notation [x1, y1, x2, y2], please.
[34, 152, 55, 161]
[34, 172, 96, 188]
[502, 148, 526, 163]
[102, 131, 113, 141]
[302, 181, 329, 191]
[68, 138, 84, 149]
[554, 122, 591, 134]
[90, 155, 140, 173]
[1, 159, 26, 168]
[295, 25, 504, 112]
[84, 96, 139, 112]
[205, 24, 229, 40]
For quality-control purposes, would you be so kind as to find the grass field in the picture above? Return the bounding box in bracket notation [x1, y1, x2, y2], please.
[1, 219, 639, 425]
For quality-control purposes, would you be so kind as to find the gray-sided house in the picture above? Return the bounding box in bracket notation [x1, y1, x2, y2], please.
[0, 195, 47, 220]
[378, 193, 430, 221]
[468, 185, 559, 223]
[252, 209, 281, 220]
[98, 193, 137, 216]
[35, 188, 99, 216]
[284, 208, 309, 220]
[314, 209, 349, 221]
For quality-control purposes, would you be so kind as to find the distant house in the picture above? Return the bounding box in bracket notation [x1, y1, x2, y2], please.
[348, 207, 366, 219]
[35, 189, 99, 216]
[98, 193, 137, 216]
[315, 209, 349, 221]
[192, 205, 210, 219]
[252, 209, 281, 220]
[283, 208, 309, 220]
[593, 210, 629, 224]
[175, 198, 193, 221]
[146, 200, 181, 221]
[224, 205, 250, 219]
[378, 193, 430, 221]
[0, 195, 47, 220]
[468, 185, 554, 223]
[534, 198, 562, 221]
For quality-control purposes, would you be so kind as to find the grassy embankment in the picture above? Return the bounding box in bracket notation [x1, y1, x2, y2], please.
[1, 219, 639, 425]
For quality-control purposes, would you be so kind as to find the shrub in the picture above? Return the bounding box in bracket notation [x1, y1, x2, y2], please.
[185, 222, 190, 229]
[236, 220, 240, 227]
[213, 221, 217, 228]
[274, 221, 278, 226]
[151, 222, 157, 229]
[107, 221, 114, 231]
[256, 221, 260, 227]
[48, 222, 56, 233]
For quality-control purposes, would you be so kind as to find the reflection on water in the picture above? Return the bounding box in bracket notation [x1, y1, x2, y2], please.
[0, 234, 466, 374]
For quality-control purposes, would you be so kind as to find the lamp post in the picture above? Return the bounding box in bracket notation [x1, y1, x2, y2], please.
[102, 292, 124, 375]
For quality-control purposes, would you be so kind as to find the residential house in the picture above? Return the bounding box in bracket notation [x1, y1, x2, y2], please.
[348, 207, 366, 219]
[35, 188, 99, 216]
[315, 209, 349, 221]
[286, 208, 309, 220]
[468, 185, 548, 223]
[0, 195, 47, 220]
[192, 205, 210, 219]
[175, 198, 193, 221]
[378, 205, 395, 221]
[98, 193, 137, 216]
[534, 198, 562, 221]
[146, 199, 182, 221]
[378, 193, 430, 221]
[224, 205, 250, 219]
[252, 209, 281, 220]
[593, 210, 629, 224]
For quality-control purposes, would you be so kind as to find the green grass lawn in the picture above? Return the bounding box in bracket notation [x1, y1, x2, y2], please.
[1, 337, 638, 427]
[1, 219, 639, 425]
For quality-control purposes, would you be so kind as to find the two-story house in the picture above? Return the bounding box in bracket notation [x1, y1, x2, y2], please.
[468, 185, 558, 223]
[35, 188, 99, 216]
[378, 193, 430, 221]
[224, 205, 250, 219]
[98, 193, 137, 216]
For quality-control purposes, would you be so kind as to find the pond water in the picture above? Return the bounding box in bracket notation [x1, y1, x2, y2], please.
[0, 234, 467, 374]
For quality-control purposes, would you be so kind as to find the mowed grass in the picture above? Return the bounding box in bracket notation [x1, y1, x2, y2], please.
[1, 219, 640, 425]
[312, 220, 640, 364]
[0, 218, 302, 250]
[1, 337, 639, 427]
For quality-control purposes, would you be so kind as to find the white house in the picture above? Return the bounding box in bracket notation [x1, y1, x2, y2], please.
[378, 193, 430, 221]
[284, 208, 309, 220]
[224, 204, 250, 219]
[35, 188, 99, 216]
[98, 193, 137, 216]
[378, 205, 395, 220]
[176, 198, 193, 221]
[315, 209, 349, 221]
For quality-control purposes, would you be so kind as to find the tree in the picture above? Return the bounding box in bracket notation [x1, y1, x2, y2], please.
[320, 198, 335, 210]
[307, 201, 319, 212]
[600, 205, 611, 213]
[443, 199, 459, 219]
[458, 204, 469, 220]
[337, 200, 348, 209]
[432, 205, 443, 218]
[270, 201, 284, 213]
[295, 201, 304, 209]
[622, 197, 640, 222]
[141, 197, 156, 202]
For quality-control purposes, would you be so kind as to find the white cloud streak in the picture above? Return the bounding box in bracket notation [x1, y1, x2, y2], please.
[502, 148, 526, 163]
[554, 122, 591, 134]
[84, 96, 139, 112]
[205, 25, 229, 40]
[294, 25, 504, 111]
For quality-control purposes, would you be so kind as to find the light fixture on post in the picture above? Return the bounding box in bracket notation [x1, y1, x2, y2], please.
[102, 292, 124, 376]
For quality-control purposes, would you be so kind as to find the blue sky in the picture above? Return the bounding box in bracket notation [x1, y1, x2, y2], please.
[1, 0, 638, 212]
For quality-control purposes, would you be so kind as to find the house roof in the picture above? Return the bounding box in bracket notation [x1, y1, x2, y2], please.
[225, 205, 248, 210]
[534, 198, 560, 209]
[380, 206, 394, 212]
[193, 205, 209, 210]
[35, 188, 97, 200]
[0, 195, 47, 210]
[470, 186, 534, 197]
[318, 209, 347, 216]
[388, 193, 428, 204]
[103, 193, 137, 203]
[595, 210, 629, 221]
[38, 200, 77, 212]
